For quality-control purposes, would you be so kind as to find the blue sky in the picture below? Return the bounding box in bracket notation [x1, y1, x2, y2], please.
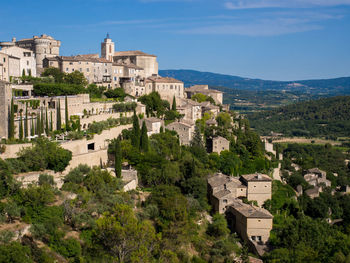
[0, 0, 349, 80]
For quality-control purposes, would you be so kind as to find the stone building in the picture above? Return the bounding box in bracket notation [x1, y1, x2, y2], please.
[0, 46, 36, 77]
[212, 136, 230, 154]
[240, 173, 272, 206]
[185, 85, 223, 105]
[0, 34, 61, 71]
[226, 200, 273, 244]
[101, 33, 115, 62]
[208, 173, 247, 214]
[141, 117, 163, 136]
[0, 80, 12, 139]
[166, 121, 195, 146]
[144, 76, 184, 103]
[177, 98, 202, 122]
[0, 53, 9, 81]
[43, 55, 113, 87]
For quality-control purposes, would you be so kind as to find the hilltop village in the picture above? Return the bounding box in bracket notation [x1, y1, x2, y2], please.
[2, 33, 347, 262]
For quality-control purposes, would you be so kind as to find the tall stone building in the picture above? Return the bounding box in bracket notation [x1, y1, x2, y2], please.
[101, 33, 115, 62]
[0, 34, 61, 71]
[0, 80, 12, 139]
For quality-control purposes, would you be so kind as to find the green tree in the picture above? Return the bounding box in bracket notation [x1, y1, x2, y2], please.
[172, 96, 177, 111]
[19, 111, 23, 140]
[45, 108, 49, 135]
[22, 68, 26, 77]
[206, 213, 230, 238]
[50, 111, 53, 131]
[24, 103, 28, 138]
[94, 204, 159, 262]
[8, 98, 15, 139]
[140, 121, 149, 152]
[57, 100, 61, 131]
[114, 136, 122, 178]
[36, 111, 41, 136]
[65, 96, 69, 131]
[40, 108, 44, 136]
[131, 111, 140, 149]
[30, 114, 34, 136]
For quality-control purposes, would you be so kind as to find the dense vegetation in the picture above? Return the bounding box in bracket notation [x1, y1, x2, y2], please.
[0, 105, 271, 262]
[262, 143, 350, 262]
[248, 96, 350, 138]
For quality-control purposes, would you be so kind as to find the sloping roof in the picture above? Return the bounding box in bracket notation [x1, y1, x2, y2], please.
[213, 189, 232, 199]
[114, 50, 156, 57]
[241, 173, 272, 182]
[146, 76, 183, 84]
[229, 200, 273, 219]
[144, 117, 162, 123]
[57, 55, 112, 63]
[208, 173, 232, 188]
[166, 121, 194, 129]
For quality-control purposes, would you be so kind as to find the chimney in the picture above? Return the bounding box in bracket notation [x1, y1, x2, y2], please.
[12, 37, 16, 42]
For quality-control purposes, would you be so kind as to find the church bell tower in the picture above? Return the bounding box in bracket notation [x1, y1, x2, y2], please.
[101, 33, 115, 61]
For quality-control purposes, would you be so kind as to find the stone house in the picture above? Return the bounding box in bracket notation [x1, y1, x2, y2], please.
[208, 173, 247, 214]
[226, 199, 273, 244]
[166, 121, 195, 146]
[0, 34, 61, 71]
[0, 46, 36, 77]
[121, 169, 138, 191]
[212, 136, 230, 154]
[240, 173, 272, 207]
[144, 76, 184, 103]
[177, 98, 202, 123]
[141, 117, 163, 136]
[184, 85, 223, 105]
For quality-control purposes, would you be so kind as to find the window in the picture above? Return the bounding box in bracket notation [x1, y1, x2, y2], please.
[69, 62, 73, 65]
[251, 236, 256, 241]
[66, 68, 69, 72]
[80, 68, 82, 72]
[27, 61, 29, 66]
[257, 236, 262, 242]
[223, 199, 227, 204]
[3, 58, 5, 62]
[87, 68, 89, 72]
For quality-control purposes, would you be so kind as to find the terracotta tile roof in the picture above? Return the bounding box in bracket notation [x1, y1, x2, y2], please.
[114, 50, 156, 57]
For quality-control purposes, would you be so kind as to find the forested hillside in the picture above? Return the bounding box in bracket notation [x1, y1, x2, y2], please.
[247, 96, 350, 138]
[160, 69, 350, 95]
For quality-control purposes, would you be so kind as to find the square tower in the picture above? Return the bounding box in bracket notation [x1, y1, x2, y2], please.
[101, 33, 115, 62]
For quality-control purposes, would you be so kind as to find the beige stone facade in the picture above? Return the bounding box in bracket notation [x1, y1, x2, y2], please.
[0, 46, 36, 77]
[212, 136, 230, 154]
[185, 85, 223, 105]
[240, 174, 272, 206]
[0, 53, 9, 81]
[145, 76, 184, 103]
[226, 200, 273, 244]
[141, 117, 163, 136]
[166, 121, 195, 146]
[0, 34, 61, 71]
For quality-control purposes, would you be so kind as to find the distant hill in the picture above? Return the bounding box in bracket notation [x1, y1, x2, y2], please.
[159, 69, 350, 95]
[247, 96, 350, 138]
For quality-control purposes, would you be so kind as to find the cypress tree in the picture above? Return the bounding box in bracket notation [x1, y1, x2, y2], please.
[19, 112, 23, 140]
[140, 121, 149, 152]
[77, 117, 81, 132]
[45, 108, 49, 135]
[24, 103, 28, 138]
[22, 69, 25, 77]
[36, 111, 41, 135]
[65, 96, 69, 131]
[31, 114, 34, 136]
[8, 98, 15, 139]
[114, 136, 122, 178]
[131, 111, 140, 149]
[172, 96, 177, 111]
[57, 100, 61, 131]
[50, 111, 53, 131]
[40, 108, 44, 135]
